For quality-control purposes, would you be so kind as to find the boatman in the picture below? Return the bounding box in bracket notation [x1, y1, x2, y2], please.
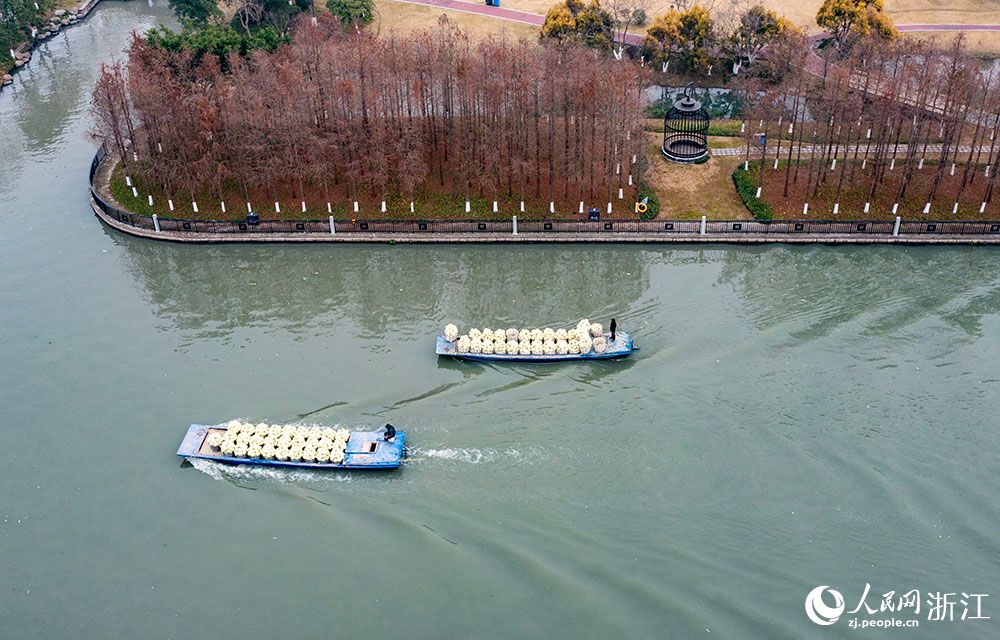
[609, 318, 617, 342]
[384, 423, 396, 442]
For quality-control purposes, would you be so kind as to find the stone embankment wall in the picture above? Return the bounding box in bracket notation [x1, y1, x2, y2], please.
[89, 146, 1000, 245]
[2, 0, 102, 90]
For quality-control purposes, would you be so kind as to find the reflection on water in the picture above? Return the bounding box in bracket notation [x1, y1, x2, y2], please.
[2, 2, 999, 639]
[115, 235, 653, 338]
[716, 245, 1000, 340]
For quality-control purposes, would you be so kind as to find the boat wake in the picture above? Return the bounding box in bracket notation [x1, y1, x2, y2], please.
[410, 446, 544, 466]
[187, 456, 355, 485]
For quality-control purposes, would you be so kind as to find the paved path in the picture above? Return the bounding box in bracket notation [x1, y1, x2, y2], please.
[804, 24, 1000, 76]
[712, 143, 996, 158]
[896, 24, 1000, 32]
[91, 199, 1000, 244]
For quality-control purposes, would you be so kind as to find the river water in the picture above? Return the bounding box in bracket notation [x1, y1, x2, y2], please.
[1, 3, 999, 638]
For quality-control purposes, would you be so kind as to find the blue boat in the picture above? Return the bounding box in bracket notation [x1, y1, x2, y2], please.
[176, 424, 406, 470]
[435, 331, 633, 362]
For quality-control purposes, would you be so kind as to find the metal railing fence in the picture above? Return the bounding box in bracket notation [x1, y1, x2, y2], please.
[88, 145, 1000, 238]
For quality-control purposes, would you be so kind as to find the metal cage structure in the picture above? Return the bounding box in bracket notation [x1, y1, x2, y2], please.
[662, 85, 710, 163]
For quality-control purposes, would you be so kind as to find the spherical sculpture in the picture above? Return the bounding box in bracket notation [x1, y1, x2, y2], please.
[662, 85, 709, 163]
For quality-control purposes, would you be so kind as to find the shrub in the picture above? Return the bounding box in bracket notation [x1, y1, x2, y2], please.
[636, 181, 659, 219]
[732, 161, 774, 220]
[705, 120, 742, 137]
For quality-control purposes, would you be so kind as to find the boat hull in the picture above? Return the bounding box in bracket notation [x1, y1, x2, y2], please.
[435, 332, 633, 362]
[176, 424, 406, 469]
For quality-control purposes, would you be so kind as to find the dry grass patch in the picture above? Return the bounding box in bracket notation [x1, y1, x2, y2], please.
[496, 0, 999, 38]
[902, 30, 1000, 58]
[375, 0, 539, 39]
[643, 132, 749, 219]
[885, 0, 1000, 26]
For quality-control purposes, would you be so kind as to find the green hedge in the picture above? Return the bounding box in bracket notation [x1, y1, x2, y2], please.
[705, 120, 742, 137]
[636, 182, 659, 219]
[732, 161, 775, 220]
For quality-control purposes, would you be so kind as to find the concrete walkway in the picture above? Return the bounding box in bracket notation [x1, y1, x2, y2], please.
[712, 143, 996, 158]
[92, 196, 1000, 245]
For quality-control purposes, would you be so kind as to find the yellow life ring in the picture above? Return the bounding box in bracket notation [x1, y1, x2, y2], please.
[636, 202, 648, 214]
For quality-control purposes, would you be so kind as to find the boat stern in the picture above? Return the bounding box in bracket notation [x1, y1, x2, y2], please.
[343, 431, 406, 468]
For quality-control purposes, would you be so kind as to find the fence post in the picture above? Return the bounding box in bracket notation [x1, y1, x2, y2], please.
[700, 215, 706, 236]
[329, 215, 336, 235]
[892, 216, 900, 237]
[512, 215, 518, 235]
[152, 214, 160, 233]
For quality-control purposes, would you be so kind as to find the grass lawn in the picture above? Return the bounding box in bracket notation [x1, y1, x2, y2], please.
[107, 161, 641, 221]
[643, 132, 749, 219]
[901, 30, 1000, 58]
[375, 0, 539, 40]
[708, 136, 743, 149]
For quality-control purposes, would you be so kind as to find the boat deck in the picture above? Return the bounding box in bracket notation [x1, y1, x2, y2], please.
[435, 331, 632, 362]
[176, 424, 406, 469]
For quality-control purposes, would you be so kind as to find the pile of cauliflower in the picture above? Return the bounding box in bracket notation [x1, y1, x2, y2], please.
[205, 421, 350, 464]
[444, 319, 609, 355]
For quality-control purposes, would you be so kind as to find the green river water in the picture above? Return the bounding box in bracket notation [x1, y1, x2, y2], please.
[1, 3, 998, 638]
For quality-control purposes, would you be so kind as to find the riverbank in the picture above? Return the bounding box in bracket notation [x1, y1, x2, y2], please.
[91, 144, 1000, 244]
[91, 192, 1000, 244]
[1, 0, 102, 90]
